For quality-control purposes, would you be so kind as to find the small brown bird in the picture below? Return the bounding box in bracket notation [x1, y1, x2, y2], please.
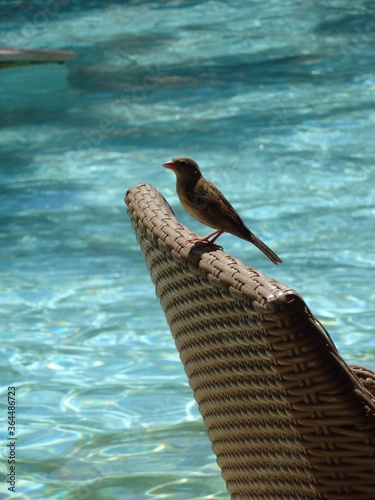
[162, 157, 282, 265]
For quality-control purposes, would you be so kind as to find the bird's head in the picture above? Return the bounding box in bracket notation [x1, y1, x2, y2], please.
[162, 157, 202, 182]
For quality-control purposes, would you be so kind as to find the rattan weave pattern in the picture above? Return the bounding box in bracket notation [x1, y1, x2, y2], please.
[125, 183, 375, 500]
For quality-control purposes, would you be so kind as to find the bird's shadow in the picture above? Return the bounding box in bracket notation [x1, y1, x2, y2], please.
[186, 241, 223, 263]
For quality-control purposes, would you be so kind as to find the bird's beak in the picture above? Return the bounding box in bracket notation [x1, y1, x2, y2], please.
[162, 160, 175, 170]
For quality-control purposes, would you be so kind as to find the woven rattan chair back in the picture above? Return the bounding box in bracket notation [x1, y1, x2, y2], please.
[125, 183, 375, 500]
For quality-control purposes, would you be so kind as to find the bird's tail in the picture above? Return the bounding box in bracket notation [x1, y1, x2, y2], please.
[249, 233, 282, 265]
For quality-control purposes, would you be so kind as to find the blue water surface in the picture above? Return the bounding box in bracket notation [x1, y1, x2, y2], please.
[0, 1, 374, 499]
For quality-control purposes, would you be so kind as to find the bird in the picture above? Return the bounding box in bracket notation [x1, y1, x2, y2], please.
[162, 157, 282, 265]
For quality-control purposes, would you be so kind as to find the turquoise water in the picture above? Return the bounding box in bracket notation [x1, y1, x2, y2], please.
[1, 1, 374, 498]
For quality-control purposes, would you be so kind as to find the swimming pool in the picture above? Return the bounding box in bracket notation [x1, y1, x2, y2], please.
[1, 1, 374, 498]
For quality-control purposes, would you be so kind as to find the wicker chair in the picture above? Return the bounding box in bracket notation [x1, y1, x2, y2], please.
[125, 183, 375, 500]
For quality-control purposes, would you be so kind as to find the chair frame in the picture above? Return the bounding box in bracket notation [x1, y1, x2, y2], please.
[126, 183, 375, 500]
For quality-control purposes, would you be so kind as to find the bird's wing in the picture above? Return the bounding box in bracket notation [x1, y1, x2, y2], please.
[186, 179, 247, 232]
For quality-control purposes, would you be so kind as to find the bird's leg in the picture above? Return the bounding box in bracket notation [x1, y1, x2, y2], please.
[187, 229, 221, 242]
[187, 230, 224, 249]
[208, 230, 224, 243]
